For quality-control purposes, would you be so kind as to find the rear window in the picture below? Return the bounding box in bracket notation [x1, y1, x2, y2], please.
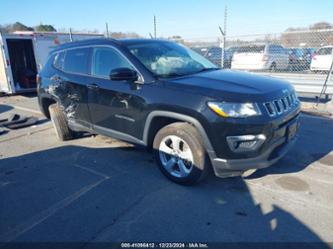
[316, 47, 333, 55]
[63, 48, 90, 74]
[291, 49, 304, 57]
[237, 46, 265, 53]
[268, 45, 285, 54]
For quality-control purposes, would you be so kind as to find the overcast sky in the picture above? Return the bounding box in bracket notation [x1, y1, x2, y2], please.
[1, 0, 332, 38]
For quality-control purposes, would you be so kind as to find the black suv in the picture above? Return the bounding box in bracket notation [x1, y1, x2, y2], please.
[38, 38, 300, 184]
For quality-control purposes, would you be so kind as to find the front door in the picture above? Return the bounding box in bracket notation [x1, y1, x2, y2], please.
[87, 46, 147, 141]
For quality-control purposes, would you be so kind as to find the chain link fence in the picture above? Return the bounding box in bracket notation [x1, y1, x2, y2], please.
[174, 29, 333, 97]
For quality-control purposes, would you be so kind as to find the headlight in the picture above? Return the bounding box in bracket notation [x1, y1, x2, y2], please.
[207, 102, 261, 118]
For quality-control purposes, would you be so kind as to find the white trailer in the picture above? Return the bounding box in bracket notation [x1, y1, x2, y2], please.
[0, 31, 104, 94]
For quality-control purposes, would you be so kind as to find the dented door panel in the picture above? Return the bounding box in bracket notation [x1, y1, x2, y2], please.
[45, 72, 92, 128]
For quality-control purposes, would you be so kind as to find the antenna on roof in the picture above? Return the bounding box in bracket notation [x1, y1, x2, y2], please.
[69, 28, 73, 42]
[149, 33, 154, 39]
[105, 22, 110, 38]
[153, 15, 157, 39]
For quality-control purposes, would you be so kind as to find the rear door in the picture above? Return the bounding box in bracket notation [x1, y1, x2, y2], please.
[88, 46, 147, 141]
[281, 46, 290, 69]
[271, 45, 288, 70]
[52, 48, 92, 127]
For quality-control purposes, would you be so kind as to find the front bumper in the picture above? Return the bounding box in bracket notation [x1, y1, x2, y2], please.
[209, 114, 300, 177]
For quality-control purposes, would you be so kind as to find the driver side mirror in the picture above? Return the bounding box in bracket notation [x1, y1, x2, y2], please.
[110, 67, 138, 82]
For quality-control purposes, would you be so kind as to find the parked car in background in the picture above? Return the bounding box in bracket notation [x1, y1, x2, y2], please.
[224, 46, 239, 68]
[191, 46, 222, 67]
[204, 47, 222, 66]
[191, 46, 239, 69]
[231, 44, 289, 71]
[310, 46, 333, 72]
[305, 48, 316, 65]
[288, 48, 315, 71]
[191, 47, 207, 56]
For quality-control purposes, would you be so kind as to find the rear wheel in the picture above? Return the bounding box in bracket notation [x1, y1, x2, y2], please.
[49, 103, 74, 141]
[153, 122, 208, 185]
[269, 62, 277, 72]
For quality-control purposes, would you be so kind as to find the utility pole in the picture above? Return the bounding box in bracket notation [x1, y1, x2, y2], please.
[69, 28, 73, 42]
[154, 15, 157, 39]
[224, 5, 227, 45]
[105, 22, 110, 38]
[219, 5, 227, 68]
[317, 57, 333, 105]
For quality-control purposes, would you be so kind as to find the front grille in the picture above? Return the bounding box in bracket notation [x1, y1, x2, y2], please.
[264, 92, 298, 117]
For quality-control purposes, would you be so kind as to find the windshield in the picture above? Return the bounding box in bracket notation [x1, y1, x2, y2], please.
[126, 41, 218, 78]
[316, 47, 333, 55]
[237, 45, 265, 53]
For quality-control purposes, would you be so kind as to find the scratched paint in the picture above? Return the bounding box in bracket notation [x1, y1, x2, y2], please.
[45, 82, 81, 121]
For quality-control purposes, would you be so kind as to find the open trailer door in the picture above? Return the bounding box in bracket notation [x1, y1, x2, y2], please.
[6, 38, 38, 92]
[0, 33, 14, 94]
[0, 43, 10, 94]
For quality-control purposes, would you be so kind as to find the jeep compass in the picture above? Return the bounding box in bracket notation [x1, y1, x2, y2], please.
[38, 38, 300, 184]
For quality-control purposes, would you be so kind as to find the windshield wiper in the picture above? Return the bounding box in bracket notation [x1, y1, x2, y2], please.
[157, 68, 219, 79]
[193, 68, 219, 74]
[157, 73, 187, 78]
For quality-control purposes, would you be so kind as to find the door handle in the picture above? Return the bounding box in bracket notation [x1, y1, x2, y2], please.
[87, 83, 100, 90]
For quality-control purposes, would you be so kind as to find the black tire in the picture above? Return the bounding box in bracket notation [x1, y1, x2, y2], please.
[270, 62, 277, 72]
[153, 122, 209, 185]
[49, 103, 74, 141]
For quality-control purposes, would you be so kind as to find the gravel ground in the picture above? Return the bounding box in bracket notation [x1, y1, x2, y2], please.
[0, 95, 333, 248]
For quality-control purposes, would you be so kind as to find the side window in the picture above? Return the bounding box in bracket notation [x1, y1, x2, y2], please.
[317, 48, 333, 55]
[53, 51, 65, 70]
[92, 47, 133, 78]
[268, 45, 278, 54]
[276, 46, 282, 54]
[63, 48, 90, 74]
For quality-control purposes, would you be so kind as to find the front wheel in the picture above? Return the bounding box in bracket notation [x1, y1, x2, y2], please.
[153, 122, 209, 185]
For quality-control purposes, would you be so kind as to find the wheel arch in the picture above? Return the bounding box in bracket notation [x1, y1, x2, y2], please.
[143, 111, 215, 157]
[39, 96, 57, 119]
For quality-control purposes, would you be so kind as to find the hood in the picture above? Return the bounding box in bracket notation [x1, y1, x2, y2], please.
[165, 69, 294, 102]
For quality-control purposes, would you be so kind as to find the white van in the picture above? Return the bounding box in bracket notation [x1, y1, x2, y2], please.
[0, 31, 104, 94]
[231, 44, 289, 71]
[310, 46, 333, 72]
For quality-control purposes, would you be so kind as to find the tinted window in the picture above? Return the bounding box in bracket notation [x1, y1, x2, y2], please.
[277, 46, 286, 54]
[53, 51, 65, 70]
[317, 47, 333, 55]
[291, 49, 304, 57]
[63, 48, 90, 74]
[92, 47, 133, 77]
[268, 45, 283, 54]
